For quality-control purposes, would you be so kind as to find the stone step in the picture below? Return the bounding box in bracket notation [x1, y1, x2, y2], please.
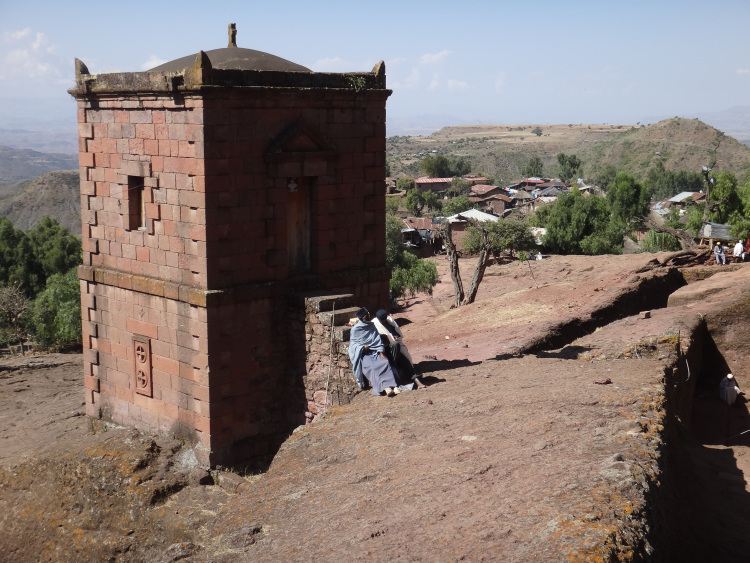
[333, 325, 352, 343]
[300, 292, 354, 313]
[318, 306, 360, 329]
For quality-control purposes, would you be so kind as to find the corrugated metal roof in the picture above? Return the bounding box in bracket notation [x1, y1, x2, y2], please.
[447, 208, 499, 223]
[668, 191, 699, 203]
[487, 193, 512, 203]
[403, 217, 434, 230]
[701, 222, 735, 240]
[470, 184, 501, 195]
[415, 177, 453, 184]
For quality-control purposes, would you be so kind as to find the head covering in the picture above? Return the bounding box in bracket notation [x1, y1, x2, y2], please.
[727, 373, 734, 380]
[375, 309, 388, 321]
[355, 307, 369, 320]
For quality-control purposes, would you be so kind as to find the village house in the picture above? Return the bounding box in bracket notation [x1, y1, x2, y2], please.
[414, 176, 452, 194]
[668, 191, 705, 210]
[442, 208, 499, 251]
[401, 216, 441, 257]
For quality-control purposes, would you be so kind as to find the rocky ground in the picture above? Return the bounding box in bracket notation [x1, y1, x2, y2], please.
[2, 254, 750, 561]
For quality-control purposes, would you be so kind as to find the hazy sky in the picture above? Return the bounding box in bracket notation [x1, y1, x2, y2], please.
[1, 0, 749, 129]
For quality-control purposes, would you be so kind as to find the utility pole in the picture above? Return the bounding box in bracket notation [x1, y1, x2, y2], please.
[701, 166, 714, 227]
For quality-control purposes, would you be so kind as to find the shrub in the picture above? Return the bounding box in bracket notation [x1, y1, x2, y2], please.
[640, 229, 681, 253]
[31, 267, 82, 350]
[389, 252, 438, 299]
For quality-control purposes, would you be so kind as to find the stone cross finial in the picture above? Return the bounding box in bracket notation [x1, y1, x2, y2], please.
[228, 23, 237, 48]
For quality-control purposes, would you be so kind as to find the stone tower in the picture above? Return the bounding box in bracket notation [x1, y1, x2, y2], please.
[69, 28, 391, 466]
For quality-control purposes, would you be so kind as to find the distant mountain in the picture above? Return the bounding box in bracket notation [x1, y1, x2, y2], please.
[0, 146, 79, 183]
[691, 106, 750, 145]
[387, 117, 750, 185]
[0, 170, 80, 235]
[387, 114, 475, 137]
[0, 128, 78, 155]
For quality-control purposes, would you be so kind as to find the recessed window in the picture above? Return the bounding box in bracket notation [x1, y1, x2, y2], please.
[127, 176, 146, 230]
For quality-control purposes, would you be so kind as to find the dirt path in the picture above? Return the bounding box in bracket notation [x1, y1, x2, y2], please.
[0, 353, 87, 466]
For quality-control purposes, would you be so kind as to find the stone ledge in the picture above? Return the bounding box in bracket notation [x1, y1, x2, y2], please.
[78, 265, 216, 308]
[318, 307, 360, 328]
[298, 292, 354, 313]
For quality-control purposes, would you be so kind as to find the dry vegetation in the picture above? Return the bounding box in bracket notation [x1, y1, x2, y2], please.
[388, 118, 750, 186]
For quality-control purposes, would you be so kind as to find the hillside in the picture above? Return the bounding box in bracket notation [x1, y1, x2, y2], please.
[0, 145, 78, 183]
[388, 118, 750, 186]
[0, 170, 81, 234]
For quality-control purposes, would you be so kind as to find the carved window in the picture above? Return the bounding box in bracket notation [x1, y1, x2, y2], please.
[133, 336, 152, 397]
[126, 175, 146, 231]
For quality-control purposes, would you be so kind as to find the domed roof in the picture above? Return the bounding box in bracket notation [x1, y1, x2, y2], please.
[149, 47, 311, 74]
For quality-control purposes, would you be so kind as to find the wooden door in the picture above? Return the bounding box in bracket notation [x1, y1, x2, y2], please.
[287, 177, 310, 273]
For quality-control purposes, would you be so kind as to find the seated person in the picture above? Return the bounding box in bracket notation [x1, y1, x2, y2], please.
[348, 307, 400, 397]
[373, 309, 423, 388]
[720, 373, 741, 406]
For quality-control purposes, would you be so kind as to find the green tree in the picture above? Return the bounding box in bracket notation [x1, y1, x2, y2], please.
[606, 172, 650, 228]
[422, 191, 443, 214]
[385, 215, 438, 299]
[527, 205, 552, 227]
[464, 218, 536, 258]
[729, 175, 750, 239]
[531, 127, 543, 137]
[421, 154, 452, 178]
[593, 164, 617, 191]
[556, 153, 582, 183]
[389, 252, 439, 299]
[405, 189, 426, 217]
[709, 171, 742, 224]
[420, 154, 471, 178]
[0, 218, 44, 296]
[396, 176, 415, 192]
[543, 188, 623, 255]
[442, 196, 475, 216]
[31, 267, 82, 350]
[385, 214, 406, 268]
[27, 217, 82, 280]
[449, 156, 471, 177]
[524, 155, 544, 178]
[664, 206, 682, 229]
[385, 196, 401, 216]
[447, 177, 472, 197]
[645, 161, 703, 201]
[689, 171, 744, 235]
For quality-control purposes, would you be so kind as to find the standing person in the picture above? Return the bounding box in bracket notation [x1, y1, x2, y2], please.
[373, 309, 423, 388]
[714, 241, 726, 265]
[348, 308, 400, 397]
[733, 239, 745, 262]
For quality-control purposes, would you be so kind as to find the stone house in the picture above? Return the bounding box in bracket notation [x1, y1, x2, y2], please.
[69, 27, 391, 467]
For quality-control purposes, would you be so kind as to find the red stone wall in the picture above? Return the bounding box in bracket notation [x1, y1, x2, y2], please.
[76, 85, 390, 467]
[200, 89, 388, 286]
[80, 270, 212, 464]
[78, 95, 207, 288]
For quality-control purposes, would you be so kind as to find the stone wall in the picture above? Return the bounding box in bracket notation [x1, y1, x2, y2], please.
[290, 294, 361, 422]
[79, 267, 212, 464]
[73, 68, 391, 466]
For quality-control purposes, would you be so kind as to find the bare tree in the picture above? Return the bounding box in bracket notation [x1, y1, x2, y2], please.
[442, 221, 464, 307]
[440, 219, 493, 307]
[0, 285, 30, 355]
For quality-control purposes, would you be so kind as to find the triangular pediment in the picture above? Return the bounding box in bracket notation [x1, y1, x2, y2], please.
[264, 121, 337, 162]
